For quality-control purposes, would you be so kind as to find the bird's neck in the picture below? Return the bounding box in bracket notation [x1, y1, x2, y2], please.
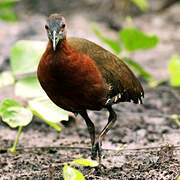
[45, 37, 78, 70]
[47, 37, 73, 55]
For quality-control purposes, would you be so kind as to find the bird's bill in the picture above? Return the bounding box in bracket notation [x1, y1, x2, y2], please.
[52, 30, 63, 51]
[53, 30, 57, 51]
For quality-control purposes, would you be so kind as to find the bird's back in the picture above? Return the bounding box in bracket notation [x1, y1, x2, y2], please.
[67, 37, 144, 104]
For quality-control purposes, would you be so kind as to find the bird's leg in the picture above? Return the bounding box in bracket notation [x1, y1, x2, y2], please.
[80, 111, 96, 153]
[92, 106, 117, 163]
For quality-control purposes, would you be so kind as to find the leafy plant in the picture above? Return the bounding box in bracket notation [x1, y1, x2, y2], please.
[92, 24, 158, 86]
[0, 0, 19, 22]
[0, 40, 71, 152]
[63, 158, 98, 180]
[168, 54, 180, 87]
[0, 99, 33, 152]
[130, 0, 148, 11]
[119, 28, 158, 51]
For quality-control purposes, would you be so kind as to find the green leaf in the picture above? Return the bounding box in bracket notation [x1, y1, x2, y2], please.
[0, 71, 15, 87]
[0, 0, 19, 6]
[177, 176, 180, 180]
[28, 97, 71, 131]
[63, 164, 85, 180]
[0, 0, 19, 22]
[15, 77, 45, 98]
[122, 57, 152, 81]
[119, 28, 158, 51]
[171, 114, 180, 127]
[71, 158, 98, 167]
[168, 54, 180, 87]
[10, 40, 47, 76]
[91, 24, 121, 54]
[0, 6, 17, 22]
[131, 0, 148, 11]
[0, 99, 33, 128]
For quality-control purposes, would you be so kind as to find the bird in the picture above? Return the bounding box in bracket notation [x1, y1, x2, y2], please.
[37, 14, 144, 164]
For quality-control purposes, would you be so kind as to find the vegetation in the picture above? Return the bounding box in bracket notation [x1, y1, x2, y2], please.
[130, 0, 148, 11]
[63, 158, 98, 180]
[0, 0, 19, 22]
[168, 54, 180, 87]
[1, 21, 180, 151]
[0, 40, 71, 152]
[92, 23, 158, 86]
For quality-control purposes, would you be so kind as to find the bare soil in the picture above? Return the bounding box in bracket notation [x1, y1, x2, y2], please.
[0, 0, 180, 179]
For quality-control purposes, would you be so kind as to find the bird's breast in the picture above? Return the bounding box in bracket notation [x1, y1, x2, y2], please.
[37, 45, 108, 112]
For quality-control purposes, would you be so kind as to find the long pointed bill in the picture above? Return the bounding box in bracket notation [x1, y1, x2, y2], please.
[53, 30, 57, 51]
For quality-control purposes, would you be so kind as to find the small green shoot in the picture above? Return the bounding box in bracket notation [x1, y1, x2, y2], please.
[63, 158, 98, 180]
[168, 54, 180, 87]
[11, 126, 23, 152]
[0, 98, 33, 152]
[171, 114, 180, 127]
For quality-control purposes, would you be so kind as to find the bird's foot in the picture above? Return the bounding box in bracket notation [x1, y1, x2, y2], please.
[86, 163, 107, 177]
[94, 163, 107, 174]
[91, 140, 102, 164]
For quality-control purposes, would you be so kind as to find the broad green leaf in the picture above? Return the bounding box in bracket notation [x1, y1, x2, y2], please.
[15, 77, 45, 98]
[0, 71, 15, 87]
[122, 57, 152, 81]
[131, 0, 148, 11]
[168, 54, 180, 87]
[10, 40, 47, 76]
[119, 28, 158, 51]
[0, 99, 33, 128]
[71, 158, 98, 167]
[92, 24, 121, 54]
[63, 164, 85, 180]
[177, 176, 180, 180]
[28, 97, 70, 131]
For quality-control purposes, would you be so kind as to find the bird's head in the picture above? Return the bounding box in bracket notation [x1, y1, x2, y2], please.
[45, 14, 67, 51]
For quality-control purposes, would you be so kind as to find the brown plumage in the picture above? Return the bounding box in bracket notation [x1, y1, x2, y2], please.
[37, 14, 144, 163]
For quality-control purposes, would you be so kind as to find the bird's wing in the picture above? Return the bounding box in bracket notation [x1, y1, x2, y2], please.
[67, 37, 144, 104]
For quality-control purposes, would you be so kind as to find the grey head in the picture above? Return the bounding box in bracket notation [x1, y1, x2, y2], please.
[45, 14, 67, 51]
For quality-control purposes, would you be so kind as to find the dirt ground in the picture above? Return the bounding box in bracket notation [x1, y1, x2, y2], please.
[0, 0, 180, 179]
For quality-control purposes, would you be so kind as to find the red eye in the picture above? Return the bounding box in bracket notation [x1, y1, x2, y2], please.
[45, 25, 49, 30]
[61, 24, 65, 29]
